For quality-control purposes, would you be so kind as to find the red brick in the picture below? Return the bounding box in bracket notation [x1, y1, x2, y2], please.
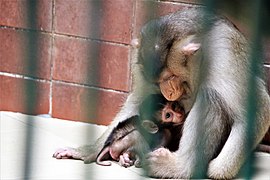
[52, 82, 128, 125]
[0, 75, 50, 115]
[0, 0, 52, 31]
[0, 28, 52, 79]
[55, 0, 134, 44]
[53, 36, 130, 92]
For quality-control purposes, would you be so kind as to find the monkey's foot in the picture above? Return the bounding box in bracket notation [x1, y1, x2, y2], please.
[145, 147, 179, 178]
[208, 158, 236, 179]
[119, 153, 135, 168]
[53, 147, 83, 160]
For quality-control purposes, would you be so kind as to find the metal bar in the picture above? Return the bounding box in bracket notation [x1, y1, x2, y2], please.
[23, 1, 39, 179]
[84, 1, 102, 179]
[141, 1, 158, 179]
[192, 0, 218, 177]
[243, 0, 264, 179]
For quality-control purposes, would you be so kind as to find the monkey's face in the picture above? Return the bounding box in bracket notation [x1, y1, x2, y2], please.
[164, 36, 201, 102]
[139, 34, 201, 101]
[159, 37, 201, 101]
[160, 101, 184, 124]
[138, 19, 201, 102]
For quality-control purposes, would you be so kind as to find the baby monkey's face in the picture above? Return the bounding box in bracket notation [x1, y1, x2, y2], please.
[139, 94, 186, 134]
[159, 101, 185, 124]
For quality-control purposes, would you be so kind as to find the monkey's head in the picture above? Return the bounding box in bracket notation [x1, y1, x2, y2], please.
[138, 19, 170, 82]
[137, 18, 201, 103]
[139, 94, 185, 134]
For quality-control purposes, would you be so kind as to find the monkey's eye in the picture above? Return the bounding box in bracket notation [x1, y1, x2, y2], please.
[166, 112, 171, 119]
[158, 76, 174, 86]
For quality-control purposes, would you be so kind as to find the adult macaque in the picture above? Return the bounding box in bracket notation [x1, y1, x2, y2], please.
[53, 8, 270, 179]
[137, 8, 270, 179]
[95, 94, 185, 167]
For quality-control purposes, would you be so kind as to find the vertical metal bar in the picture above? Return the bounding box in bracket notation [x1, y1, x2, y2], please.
[243, 0, 264, 179]
[141, 1, 158, 179]
[23, 1, 39, 179]
[84, 1, 102, 179]
[191, 0, 218, 178]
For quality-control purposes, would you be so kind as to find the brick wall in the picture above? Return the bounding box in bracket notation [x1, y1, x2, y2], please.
[0, 0, 269, 125]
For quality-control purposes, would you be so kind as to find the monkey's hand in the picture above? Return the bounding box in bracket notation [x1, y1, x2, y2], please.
[144, 147, 178, 178]
[53, 147, 83, 160]
[53, 145, 98, 164]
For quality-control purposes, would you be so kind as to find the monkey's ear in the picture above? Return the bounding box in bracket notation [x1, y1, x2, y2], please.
[131, 38, 141, 48]
[142, 120, 159, 134]
[179, 35, 201, 56]
[182, 43, 201, 55]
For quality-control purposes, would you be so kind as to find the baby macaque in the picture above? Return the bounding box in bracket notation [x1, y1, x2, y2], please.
[95, 94, 185, 167]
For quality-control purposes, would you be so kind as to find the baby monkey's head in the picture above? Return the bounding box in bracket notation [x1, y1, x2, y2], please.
[139, 94, 185, 134]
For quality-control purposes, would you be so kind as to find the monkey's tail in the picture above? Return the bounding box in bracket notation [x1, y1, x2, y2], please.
[96, 147, 112, 166]
[256, 144, 270, 153]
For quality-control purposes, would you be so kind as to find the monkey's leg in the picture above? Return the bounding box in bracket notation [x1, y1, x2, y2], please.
[208, 90, 270, 179]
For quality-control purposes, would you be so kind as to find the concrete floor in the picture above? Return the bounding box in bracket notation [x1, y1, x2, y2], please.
[1, 111, 270, 180]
